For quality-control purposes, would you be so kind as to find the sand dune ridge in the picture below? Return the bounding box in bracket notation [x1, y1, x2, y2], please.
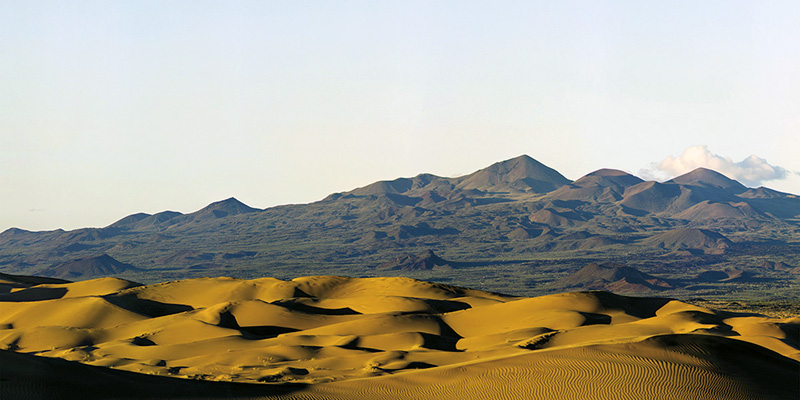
[1, 275, 797, 399]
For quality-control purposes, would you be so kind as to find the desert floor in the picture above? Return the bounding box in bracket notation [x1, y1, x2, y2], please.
[1, 275, 798, 399]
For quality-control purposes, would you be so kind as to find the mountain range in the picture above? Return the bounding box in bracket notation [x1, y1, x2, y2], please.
[1, 155, 798, 300]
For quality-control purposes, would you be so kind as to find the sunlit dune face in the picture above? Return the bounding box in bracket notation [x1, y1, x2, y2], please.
[1, 275, 797, 399]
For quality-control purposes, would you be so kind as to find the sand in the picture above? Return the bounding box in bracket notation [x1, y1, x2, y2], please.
[1, 275, 797, 399]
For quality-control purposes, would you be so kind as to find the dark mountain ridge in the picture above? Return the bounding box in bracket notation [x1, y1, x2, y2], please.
[4, 155, 796, 239]
[345, 155, 572, 198]
[1, 155, 798, 300]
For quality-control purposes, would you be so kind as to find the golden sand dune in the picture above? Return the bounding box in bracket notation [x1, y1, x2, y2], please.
[1, 275, 797, 399]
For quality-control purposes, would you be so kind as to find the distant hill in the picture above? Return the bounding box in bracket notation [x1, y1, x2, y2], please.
[552, 263, 673, 293]
[529, 208, 586, 227]
[110, 197, 260, 231]
[694, 269, 756, 283]
[346, 155, 571, 199]
[455, 155, 572, 193]
[187, 197, 260, 221]
[41, 254, 140, 280]
[641, 228, 732, 255]
[545, 169, 644, 203]
[667, 168, 746, 192]
[378, 250, 454, 271]
[759, 260, 796, 271]
[110, 211, 183, 230]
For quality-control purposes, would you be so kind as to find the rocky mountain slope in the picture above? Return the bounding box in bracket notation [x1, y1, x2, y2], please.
[1, 155, 798, 300]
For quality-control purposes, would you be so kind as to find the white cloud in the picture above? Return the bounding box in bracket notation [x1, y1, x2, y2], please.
[647, 145, 791, 187]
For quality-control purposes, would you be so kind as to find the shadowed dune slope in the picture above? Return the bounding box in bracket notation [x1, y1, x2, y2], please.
[1, 276, 797, 399]
[0, 350, 303, 400]
[3, 334, 795, 400]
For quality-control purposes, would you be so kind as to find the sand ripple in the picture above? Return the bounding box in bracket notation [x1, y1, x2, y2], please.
[1, 275, 797, 399]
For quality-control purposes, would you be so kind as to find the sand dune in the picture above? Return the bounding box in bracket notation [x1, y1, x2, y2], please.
[1, 276, 797, 399]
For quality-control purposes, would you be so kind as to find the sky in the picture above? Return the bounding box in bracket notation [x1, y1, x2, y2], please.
[2, 1, 799, 231]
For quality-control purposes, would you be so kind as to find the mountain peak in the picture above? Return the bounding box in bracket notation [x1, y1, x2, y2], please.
[668, 168, 746, 191]
[499, 155, 551, 172]
[456, 155, 571, 193]
[194, 197, 260, 218]
[206, 197, 256, 210]
[573, 169, 644, 188]
[505, 154, 538, 164]
[587, 169, 634, 177]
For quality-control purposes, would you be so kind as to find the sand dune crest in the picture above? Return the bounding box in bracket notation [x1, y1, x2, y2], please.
[1, 275, 797, 399]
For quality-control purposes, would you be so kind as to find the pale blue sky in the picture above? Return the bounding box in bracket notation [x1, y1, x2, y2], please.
[2, 1, 799, 231]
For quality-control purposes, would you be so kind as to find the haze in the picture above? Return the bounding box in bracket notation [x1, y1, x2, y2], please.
[2, 1, 799, 231]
